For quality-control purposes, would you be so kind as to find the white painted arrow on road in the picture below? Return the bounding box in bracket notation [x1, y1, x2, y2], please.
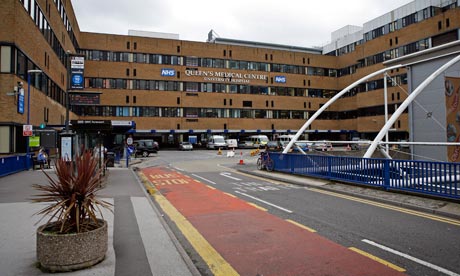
[219, 172, 241, 181]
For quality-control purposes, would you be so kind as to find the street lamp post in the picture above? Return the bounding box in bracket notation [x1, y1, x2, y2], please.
[26, 69, 43, 169]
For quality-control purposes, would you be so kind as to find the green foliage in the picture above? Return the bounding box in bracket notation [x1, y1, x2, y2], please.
[32, 150, 112, 233]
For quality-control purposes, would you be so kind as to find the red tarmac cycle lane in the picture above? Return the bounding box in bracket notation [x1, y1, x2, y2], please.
[143, 167, 405, 276]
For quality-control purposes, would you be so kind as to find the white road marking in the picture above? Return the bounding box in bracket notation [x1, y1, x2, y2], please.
[191, 174, 216, 185]
[235, 191, 293, 213]
[220, 172, 242, 181]
[362, 239, 460, 276]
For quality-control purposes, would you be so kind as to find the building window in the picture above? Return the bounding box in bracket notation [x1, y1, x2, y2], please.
[127, 42, 130, 49]
[446, 18, 450, 28]
[242, 101, 252, 107]
[126, 96, 129, 103]
[0, 46, 12, 73]
[126, 68, 130, 76]
[133, 69, 137, 76]
[438, 21, 442, 30]
[133, 96, 136, 103]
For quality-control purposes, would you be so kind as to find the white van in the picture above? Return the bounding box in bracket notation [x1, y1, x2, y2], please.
[277, 134, 295, 143]
[226, 139, 238, 149]
[207, 135, 228, 149]
[249, 135, 269, 148]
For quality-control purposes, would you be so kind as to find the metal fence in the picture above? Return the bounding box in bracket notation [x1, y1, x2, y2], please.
[269, 152, 460, 200]
[0, 155, 28, 177]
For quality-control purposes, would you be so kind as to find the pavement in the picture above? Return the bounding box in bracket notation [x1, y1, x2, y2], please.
[0, 165, 200, 276]
[0, 157, 459, 276]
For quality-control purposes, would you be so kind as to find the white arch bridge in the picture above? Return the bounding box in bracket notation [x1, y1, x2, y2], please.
[270, 53, 460, 200]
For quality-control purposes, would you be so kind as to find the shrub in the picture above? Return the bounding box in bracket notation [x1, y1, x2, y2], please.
[32, 150, 112, 233]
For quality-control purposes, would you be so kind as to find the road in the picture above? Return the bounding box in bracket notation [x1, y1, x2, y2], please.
[136, 150, 460, 276]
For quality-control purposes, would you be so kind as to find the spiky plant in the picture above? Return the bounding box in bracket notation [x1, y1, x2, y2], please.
[32, 150, 112, 233]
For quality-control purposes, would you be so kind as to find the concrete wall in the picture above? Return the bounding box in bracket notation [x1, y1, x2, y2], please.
[410, 54, 460, 161]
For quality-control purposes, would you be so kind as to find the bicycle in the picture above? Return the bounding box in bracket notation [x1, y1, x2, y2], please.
[257, 151, 274, 171]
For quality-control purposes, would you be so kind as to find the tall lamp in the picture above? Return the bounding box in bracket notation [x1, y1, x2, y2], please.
[26, 69, 43, 169]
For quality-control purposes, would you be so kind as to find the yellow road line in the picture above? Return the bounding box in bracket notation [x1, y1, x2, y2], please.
[349, 247, 406, 272]
[206, 185, 216, 190]
[224, 192, 237, 198]
[286, 219, 316, 232]
[309, 188, 460, 226]
[153, 193, 239, 276]
[248, 202, 267, 211]
[139, 172, 157, 195]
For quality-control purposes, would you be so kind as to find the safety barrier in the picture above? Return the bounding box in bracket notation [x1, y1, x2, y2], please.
[270, 152, 460, 200]
[0, 155, 28, 177]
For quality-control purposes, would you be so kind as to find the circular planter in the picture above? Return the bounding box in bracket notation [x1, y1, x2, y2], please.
[36, 219, 108, 272]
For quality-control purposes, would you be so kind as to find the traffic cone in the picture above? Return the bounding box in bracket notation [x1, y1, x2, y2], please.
[239, 152, 244, 165]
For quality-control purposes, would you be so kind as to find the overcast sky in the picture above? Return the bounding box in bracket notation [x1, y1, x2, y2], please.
[71, 0, 413, 48]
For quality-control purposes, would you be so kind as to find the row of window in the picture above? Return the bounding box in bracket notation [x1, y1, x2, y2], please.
[328, 3, 456, 57]
[52, 0, 79, 49]
[85, 77, 338, 97]
[81, 49, 320, 75]
[0, 45, 66, 107]
[72, 104, 406, 120]
[18, 0, 68, 67]
[364, 5, 455, 42]
[337, 38, 430, 77]
[82, 46, 418, 82]
[84, 74, 406, 97]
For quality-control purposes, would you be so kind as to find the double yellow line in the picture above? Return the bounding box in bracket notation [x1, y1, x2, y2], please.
[309, 188, 460, 226]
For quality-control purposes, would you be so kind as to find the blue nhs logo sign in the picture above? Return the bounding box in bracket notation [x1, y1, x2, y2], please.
[161, 69, 175, 77]
[275, 76, 286, 83]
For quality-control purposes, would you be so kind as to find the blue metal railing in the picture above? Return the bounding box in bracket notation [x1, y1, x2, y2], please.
[270, 152, 460, 200]
[0, 155, 28, 177]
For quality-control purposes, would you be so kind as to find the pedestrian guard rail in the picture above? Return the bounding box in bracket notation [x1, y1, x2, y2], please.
[0, 155, 28, 177]
[269, 152, 460, 200]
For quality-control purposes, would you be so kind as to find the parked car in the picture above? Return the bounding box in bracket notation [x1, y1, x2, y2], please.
[179, 142, 193, 151]
[312, 140, 332, 151]
[134, 139, 159, 157]
[265, 140, 283, 151]
[238, 140, 254, 149]
[351, 139, 371, 150]
[291, 142, 311, 152]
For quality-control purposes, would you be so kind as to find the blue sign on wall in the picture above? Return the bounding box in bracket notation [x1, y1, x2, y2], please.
[275, 76, 286, 83]
[161, 69, 175, 77]
[18, 94, 24, 114]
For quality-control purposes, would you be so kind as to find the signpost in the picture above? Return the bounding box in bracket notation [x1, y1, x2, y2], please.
[23, 125, 33, 136]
